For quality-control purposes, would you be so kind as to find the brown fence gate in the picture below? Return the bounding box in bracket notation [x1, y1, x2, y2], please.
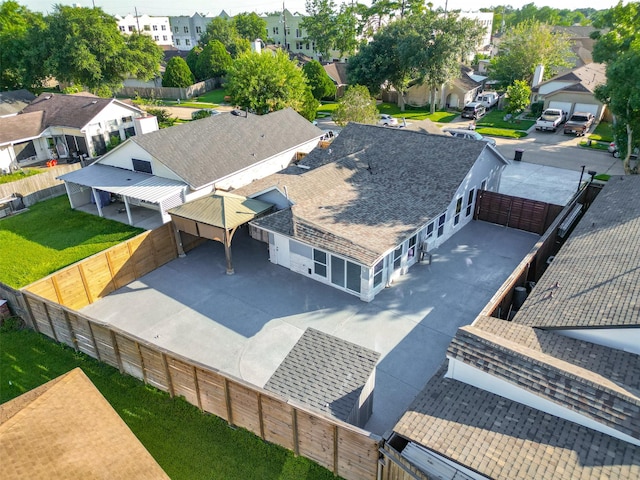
[474, 190, 563, 235]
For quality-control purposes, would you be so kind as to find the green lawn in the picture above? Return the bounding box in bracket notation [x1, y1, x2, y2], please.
[578, 140, 610, 151]
[0, 195, 143, 288]
[588, 121, 614, 143]
[0, 324, 338, 480]
[378, 103, 458, 122]
[0, 168, 42, 185]
[476, 110, 535, 131]
[475, 127, 528, 139]
[195, 88, 229, 104]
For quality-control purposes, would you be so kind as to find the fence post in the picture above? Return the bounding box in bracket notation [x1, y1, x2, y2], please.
[192, 366, 203, 411]
[110, 330, 124, 374]
[292, 408, 299, 455]
[224, 378, 233, 424]
[135, 341, 147, 384]
[43, 302, 59, 342]
[63, 309, 79, 351]
[87, 321, 101, 361]
[162, 353, 174, 398]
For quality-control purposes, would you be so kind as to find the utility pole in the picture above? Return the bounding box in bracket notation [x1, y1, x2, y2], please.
[282, 2, 287, 52]
[135, 6, 141, 33]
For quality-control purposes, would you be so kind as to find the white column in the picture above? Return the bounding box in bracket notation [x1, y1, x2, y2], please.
[64, 182, 76, 209]
[91, 188, 103, 217]
[123, 196, 133, 225]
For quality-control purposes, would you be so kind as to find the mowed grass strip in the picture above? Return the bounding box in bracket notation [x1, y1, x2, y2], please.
[0, 195, 143, 288]
[0, 169, 42, 185]
[0, 325, 339, 480]
[476, 110, 536, 130]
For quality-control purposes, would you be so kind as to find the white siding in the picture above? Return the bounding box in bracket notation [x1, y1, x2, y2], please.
[97, 141, 184, 183]
[557, 328, 640, 355]
[538, 81, 574, 95]
[0, 146, 13, 172]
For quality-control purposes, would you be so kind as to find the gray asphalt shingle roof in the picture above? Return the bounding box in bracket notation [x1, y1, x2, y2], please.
[0, 89, 36, 117]
[242, 123, 499, 266]
[131, 108, 323, 189]
[0, 111, 44, 145]
[264, 328, 379, 422]
[21, 93, 141, 129]
[515, 175, 640, 328]
[395, 363, 640, 480]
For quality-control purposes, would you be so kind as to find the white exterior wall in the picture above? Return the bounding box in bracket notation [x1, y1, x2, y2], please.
[458, 11, 493, 48]
[134, 115, 159, 135]
[116, 14, 172, 46]
[214, 139, 320, 191]
[82, 101, 145, 155]
[537, 81, 573, 96]
[446, 359, 640, 447]
[557, 328, 640, 355]
[0, 146, 13, 172]
[170, 13, 214, 50]
[97, 141, 184, 182]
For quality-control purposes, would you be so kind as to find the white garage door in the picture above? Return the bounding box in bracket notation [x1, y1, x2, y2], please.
[549, 101, 573, 115]
[573, 103, 600, 118]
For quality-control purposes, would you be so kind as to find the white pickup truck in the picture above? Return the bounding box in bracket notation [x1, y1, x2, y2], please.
[474, 92, 499, 109]
[535, 108, 568, 132]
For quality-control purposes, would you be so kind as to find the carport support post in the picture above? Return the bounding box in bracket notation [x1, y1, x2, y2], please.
[173, 224, 186, 257]
[123, 196, 133, 225]
[223, 226, 238, 275]
[91, 188, 103, 218]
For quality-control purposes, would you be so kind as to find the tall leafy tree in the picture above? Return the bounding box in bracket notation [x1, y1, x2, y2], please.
[233, 12, 267, 41]
[302, 0, 338, 59]
[124, 33, 164, 84]
[303, 60, 337, 100]
[592, 1, 640, 174]
[332, 85, 379, 126]
[186, 46, 203, 80]
[226, 50, 318, 120]
[162, 57, 194, 87]
[505, 80, 531, 114]
[199, 16, 249, 58]
[0, 1, 45, 89]
[489, 20, 574, 87]
[196, 40, 232, 79]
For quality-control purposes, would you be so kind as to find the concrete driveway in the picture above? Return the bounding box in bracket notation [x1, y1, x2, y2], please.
[82, 220, 538, 435]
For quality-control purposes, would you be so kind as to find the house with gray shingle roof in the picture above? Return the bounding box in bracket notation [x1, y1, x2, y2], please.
[59, 108, 324, 226]
[236, 122, 509, 301]
[404, 65, 483, 110]
[0, 92, 153, 172]
[389, 175, 640, 479]
[0, 89, 35, 118]
[532, 62, 607, 120]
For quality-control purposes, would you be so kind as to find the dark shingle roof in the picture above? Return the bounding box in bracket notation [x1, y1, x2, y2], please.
[132, 108, 323, 189]
[264, 328, 379, 422]
[537, 62, 606, 94]
[21, 93, 141, 129]
[515, 175, 640, 328]
[0, 111, 44, 145]
[241, 123, 500, 266]
[448, 318, 640, 441]
[394, 364, 640, 480]
[0, 89, 36, 117]
[323, 62, 348, 85]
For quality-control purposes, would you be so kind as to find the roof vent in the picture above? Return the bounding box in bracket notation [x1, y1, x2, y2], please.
[91, 100, 98, 104]
[44, 95, 52, 100]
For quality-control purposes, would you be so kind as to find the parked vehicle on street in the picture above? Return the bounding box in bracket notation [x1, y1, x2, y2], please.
[563, 112, 595, 136]
[378, 114, 398, 127]
[535, 108, 568, 132]
[474, 92, 499, 109]
[461, 102, 486, 120]
[608, 142, 639, 158]
[444, 128, 497, 146]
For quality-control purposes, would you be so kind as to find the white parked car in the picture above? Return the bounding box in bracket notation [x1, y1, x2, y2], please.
[444, 128, 497, 146]
[378, 114, 398, 127]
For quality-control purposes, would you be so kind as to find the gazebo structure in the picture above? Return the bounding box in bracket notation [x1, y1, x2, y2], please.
[168, 193, 272, 274]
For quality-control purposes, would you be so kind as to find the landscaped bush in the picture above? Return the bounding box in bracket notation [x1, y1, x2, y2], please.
[530, 101, 544, 118]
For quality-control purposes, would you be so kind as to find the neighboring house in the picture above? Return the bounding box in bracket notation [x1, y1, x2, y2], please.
[169, 11, 229, 51]
[322, 62, 348, 98]
[404, 65, 482, 109]
[0, 93, 155, 172]
[1, 368, 170, 479]
[262, 9, 346, 62]
[531, 62, 607, 120]
[58, 108, 324, 225]
[390, 175, 640, 479]
[458, 11, 494, 50]
[115, 13, 173, 47]
[236, 123, 509, 301]
[0, 89, 35, 118]
[552, 25, 602, 69]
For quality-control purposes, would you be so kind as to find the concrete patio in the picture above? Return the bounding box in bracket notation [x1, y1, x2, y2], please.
[81, 220, 538, 435]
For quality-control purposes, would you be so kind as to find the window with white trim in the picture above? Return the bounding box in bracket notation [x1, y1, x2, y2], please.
[393, 245, 403, 270]
[425, 222, 434, 239]
[313, 249, 327, 277]
[373, 260, 383, 288]
[466, 189, 474, 217]
[437, 213, 446, 237]
[408, 235, 417, 260]
[454, 197, 463, 225]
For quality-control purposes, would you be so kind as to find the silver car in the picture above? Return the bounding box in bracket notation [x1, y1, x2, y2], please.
[444, 128, 497, 146]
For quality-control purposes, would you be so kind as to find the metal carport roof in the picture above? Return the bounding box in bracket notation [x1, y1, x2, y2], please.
[58, 164, 187, 203]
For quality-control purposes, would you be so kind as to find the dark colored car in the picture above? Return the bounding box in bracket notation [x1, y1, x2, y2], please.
[461, 102, 486, 120]
[563, 112, 595, 136]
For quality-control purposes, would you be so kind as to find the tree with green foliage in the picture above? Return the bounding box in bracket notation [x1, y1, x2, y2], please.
[489, 20, 574, 87]
[505, 80, 531, 115]
[186, 46, 203, 80]
[226, 50, 318, 120]
[199, 16, 250, 58]
[348, 11, 484, 112]
[233, 12, 267, 41]
[145, 108, 177, 128]
[0, 1, 45, 89]
[162, 57, 194, 87]
[196, 40, 232, 79]
[37, 5, 161, 91]
[592, 1, 640, 174]
[332, 85, 379, 126]
[302, 60, 337, 100]
[302, 0, 338, 59]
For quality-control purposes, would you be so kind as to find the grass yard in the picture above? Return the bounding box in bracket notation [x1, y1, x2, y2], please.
[0, 324, 338, 480]
[475, 127, 528, 139]
[588, 121, 614, 143]
[0, 195, 143, 288]
[195, 88, 229, 104]
[578, 140, 610, 151]
[476, 110, 535, 131]
[0, 169, 42, 185]
[378, 103, 458, 122]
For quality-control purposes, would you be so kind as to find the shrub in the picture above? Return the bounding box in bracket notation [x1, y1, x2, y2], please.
[530, 101, 544, 118]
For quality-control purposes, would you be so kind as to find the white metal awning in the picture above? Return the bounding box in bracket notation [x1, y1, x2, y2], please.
[59, 163, 187, 203]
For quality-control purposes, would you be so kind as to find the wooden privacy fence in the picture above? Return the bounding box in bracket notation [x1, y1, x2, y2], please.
[479, 184, 599, 319]
[24, 223, 177, 310]
[474, 190, 564, 235]
[21, 290, 381, 480]
[0, 163, 80, 207]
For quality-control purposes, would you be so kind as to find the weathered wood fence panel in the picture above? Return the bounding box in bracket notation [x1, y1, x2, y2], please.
[24, 223, 177, 308]
[0, 164, 80, 206]
[475, 190, 563, 235]
[19, 289, 381, 480]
